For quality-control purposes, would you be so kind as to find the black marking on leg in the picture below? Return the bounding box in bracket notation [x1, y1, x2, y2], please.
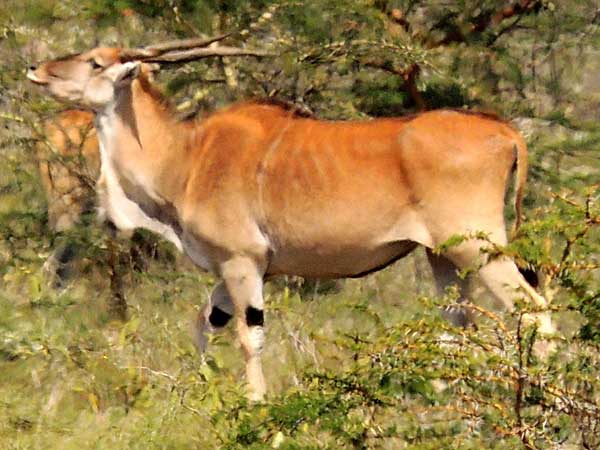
[245, 306, 264, 327]
[209, 306, 232, 328]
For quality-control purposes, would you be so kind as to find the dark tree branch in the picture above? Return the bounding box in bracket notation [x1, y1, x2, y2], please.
[487, 14, 526, 46]
[363, 60, 426, 111]
[384, 1, 545, 49]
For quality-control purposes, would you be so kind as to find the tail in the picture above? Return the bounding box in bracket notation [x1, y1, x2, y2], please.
[512, 135, 528, 236]
[512, 135, 539, 286]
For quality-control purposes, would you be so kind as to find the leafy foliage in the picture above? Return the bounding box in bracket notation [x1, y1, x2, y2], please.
[0, 0, 599, 448]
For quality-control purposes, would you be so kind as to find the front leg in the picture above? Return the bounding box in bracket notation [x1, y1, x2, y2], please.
[220, 256, 267, 401]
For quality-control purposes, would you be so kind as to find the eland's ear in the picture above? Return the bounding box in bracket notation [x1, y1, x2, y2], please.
[104, 61, 142, 85]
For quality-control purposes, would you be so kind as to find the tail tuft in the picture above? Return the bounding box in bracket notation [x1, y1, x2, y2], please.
[518, 266, 539, 288]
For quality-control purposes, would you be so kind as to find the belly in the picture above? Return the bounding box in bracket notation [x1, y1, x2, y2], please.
[266, 240, 417, 278]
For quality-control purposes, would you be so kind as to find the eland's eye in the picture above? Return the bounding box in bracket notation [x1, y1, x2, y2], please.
[90, 59, 102, 70]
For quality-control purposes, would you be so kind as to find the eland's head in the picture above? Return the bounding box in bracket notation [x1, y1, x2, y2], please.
[27, 34, 267, 110]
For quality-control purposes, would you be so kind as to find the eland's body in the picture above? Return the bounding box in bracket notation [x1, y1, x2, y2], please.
[27, 41, 555, 400]
[37, 110, 99, 233]
[36, 110, 99, 286]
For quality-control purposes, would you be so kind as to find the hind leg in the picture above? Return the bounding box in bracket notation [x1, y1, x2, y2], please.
[195, 282, 234, 353]
[426, 249, 475, 328]
[478, 256, 555, 335]
[444, 239, 555, 336]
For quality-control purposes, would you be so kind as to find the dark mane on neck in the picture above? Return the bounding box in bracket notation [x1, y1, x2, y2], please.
[227, 98, 315, 118]
[442, 108, 505, 123]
